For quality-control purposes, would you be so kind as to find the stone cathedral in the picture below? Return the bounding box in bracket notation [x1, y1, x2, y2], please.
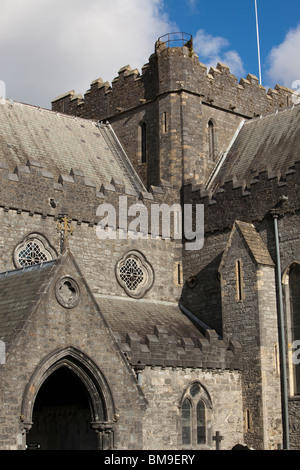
[0, 33, 300, 450]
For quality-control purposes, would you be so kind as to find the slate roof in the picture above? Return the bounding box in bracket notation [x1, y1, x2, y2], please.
[95, 295, 206, 344]
[0, 261, 56, 347]
[0, 260, 205, 351]
[95, 296, 241, 370]
[208, 103, 300, 190]
[0, 99, 144, 194]
[0, 259, 241, 370]
[235, 221, 274, 266]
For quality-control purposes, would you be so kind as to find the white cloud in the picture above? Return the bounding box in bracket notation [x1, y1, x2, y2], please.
[222, 51, 245, 78]
[266, 23, 300, 90]
[193, 29, 245, 78]
[194, 30, 229, 58]
[0, 0, 176, 108]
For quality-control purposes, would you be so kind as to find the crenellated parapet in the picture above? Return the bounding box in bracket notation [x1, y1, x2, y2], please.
[2, 154, 300, 237]
[51, 38, 296, 121]
[116, 324, 242, 370]
[52, 56, 158, 121]
[0, 158, 178, 235]
[184, 161, 300, 233]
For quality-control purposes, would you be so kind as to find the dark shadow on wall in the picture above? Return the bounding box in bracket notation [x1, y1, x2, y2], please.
[180, 252, 224, 336]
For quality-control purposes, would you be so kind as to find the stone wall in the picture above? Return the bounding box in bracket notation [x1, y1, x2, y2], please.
[52, 41, 296, 190]
[140, 366, 243, 450]
[182, 161, 300, 448]
[0, 157, 184, 304]
[0, 254, 147, 450]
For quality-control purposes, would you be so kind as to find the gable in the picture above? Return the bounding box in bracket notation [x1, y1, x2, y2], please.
[219, 220, 274, 273]
[0, 251, 126, 363]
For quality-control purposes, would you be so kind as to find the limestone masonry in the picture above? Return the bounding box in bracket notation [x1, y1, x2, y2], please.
[0, 33, 299, 450]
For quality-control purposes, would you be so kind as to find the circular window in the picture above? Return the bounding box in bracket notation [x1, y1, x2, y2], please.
[116, 251, 154, 299]
[55, 277, 81, 309]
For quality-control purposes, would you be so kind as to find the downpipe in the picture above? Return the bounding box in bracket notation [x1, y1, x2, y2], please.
[271, 209, 290, 450]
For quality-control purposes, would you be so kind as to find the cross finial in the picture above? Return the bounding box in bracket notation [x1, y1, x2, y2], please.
[56, 213, 74, 253]
[213, 431, 224, 450]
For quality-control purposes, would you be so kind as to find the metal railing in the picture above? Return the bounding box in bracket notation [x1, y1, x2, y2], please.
[157, 32, 193, 49]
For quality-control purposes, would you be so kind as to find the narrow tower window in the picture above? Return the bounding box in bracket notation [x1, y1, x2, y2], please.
[208, 120, 215, 161]
[236, 259, 243, 302]
[177, 263, 181, 285]
[246, 409, 251, 430]
[141, 122, 147, 163]
[163, 112, 167, 133]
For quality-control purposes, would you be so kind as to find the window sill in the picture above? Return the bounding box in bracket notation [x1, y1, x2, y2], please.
[289, 395, 300, 401]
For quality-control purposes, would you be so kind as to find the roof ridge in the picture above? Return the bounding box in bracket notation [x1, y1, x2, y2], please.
[0, 97, 99, 125]
[243, 101, 300, 125]
[0, 259, 56, 279]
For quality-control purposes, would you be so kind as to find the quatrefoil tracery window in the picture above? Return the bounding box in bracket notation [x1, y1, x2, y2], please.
[119, 257, 144, 292]
[14, 233, 57, 268]
[116, 251, 154, 298]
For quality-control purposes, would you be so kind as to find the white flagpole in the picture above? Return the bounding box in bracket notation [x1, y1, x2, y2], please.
[255, 0, 262, 85]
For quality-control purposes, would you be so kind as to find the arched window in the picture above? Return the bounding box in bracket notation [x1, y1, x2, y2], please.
[181, 382, 211, 447]
[197, 400, 206, 444]
[182, 399, 192, 445]
[208, 120, 215, 161]
[289, 263, 300, 394]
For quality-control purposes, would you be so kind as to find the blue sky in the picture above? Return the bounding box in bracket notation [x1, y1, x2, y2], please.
[1, 0, 299, 108]
[165, 0, 300, 88]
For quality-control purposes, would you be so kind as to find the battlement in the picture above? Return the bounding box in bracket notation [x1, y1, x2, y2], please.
[0, 157, 177, 234]
[184, 160, 300, 233]
[52, 35, 296, 121]
[1, 153, 299, 237]
[117, 324, 242, 370]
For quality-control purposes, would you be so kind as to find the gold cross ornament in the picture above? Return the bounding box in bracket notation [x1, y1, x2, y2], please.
[56, 215, 74, 252]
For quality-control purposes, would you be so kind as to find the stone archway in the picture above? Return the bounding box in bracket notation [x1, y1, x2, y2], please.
[21, 347, 115, 450]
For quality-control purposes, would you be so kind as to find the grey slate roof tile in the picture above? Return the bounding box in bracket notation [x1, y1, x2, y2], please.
[0, 261, 56, 346]
[210, 103, 300, 189]
[0, 100, 144, 195]
[95, 296, 205, 345]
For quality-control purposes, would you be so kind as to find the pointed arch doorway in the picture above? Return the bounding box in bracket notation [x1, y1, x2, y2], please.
[22, 347, 115, 450]
[27, 367, 97, 450]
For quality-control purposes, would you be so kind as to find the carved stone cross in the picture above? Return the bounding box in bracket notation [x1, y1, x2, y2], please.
[213, 431, 224, 450]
